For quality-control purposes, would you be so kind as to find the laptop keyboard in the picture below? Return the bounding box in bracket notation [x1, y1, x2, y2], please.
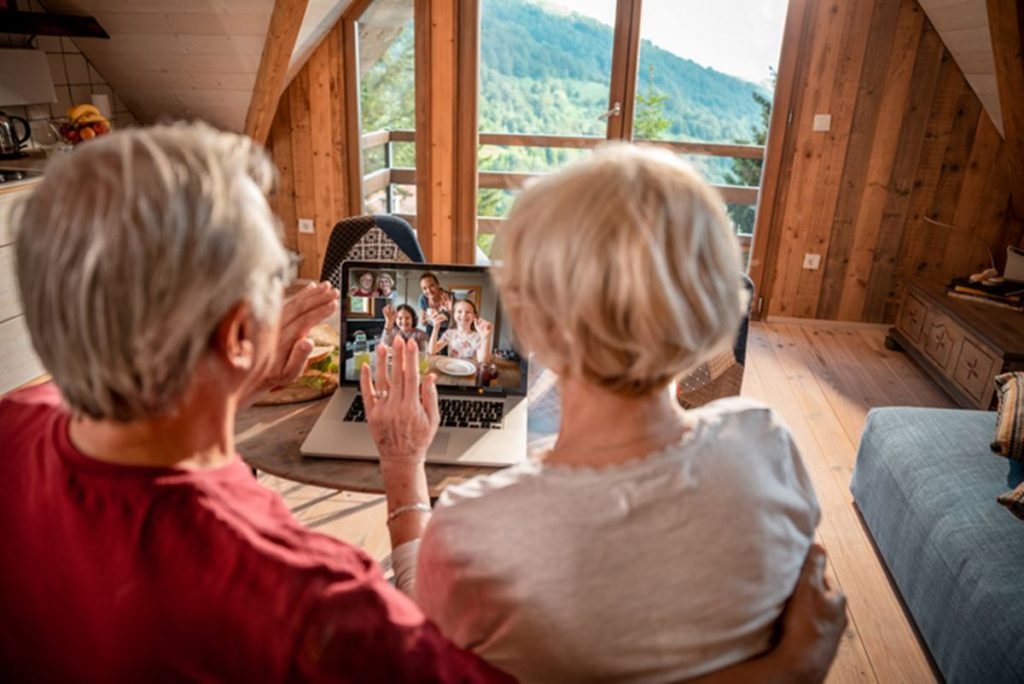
[343, 395, 504, 429]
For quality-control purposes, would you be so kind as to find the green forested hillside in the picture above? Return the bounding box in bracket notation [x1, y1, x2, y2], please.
[478, 0, 770, 144]
[359, 0, 771, 225]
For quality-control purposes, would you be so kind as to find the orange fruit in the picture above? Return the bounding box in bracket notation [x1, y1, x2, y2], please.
[79, 126, 96, 140]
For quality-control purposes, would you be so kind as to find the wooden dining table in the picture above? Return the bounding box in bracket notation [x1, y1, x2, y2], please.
[236, 363, 560, 498]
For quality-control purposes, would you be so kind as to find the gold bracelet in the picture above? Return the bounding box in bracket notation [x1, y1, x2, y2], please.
[386, 502, 432, 524]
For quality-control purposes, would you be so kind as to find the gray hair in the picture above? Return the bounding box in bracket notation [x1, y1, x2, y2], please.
[14, 122, 288, 421]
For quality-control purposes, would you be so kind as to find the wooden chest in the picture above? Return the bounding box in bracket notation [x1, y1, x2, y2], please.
[887, 278, 1024, 409]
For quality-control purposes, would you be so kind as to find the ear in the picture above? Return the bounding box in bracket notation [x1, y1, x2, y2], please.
[212, 301, 257, 371]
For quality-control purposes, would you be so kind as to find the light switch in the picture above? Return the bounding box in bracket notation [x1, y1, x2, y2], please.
[803, 253, 822, 270]
[298, 218, 314, 234]
[812, 114, 832, 132]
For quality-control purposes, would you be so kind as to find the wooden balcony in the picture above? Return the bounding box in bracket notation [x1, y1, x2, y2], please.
[359, 128, 761, 260]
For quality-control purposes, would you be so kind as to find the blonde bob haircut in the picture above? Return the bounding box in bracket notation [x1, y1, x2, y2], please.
[14, 122, 288, 421]
[493, 143, 744, 397]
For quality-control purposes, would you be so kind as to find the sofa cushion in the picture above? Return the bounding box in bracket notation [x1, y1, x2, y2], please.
[851, 407, 1024, 683]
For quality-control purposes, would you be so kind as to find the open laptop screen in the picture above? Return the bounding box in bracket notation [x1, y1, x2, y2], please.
[339, 261, 527, 396]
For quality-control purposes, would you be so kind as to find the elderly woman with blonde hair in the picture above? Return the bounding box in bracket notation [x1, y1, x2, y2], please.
[363, 144, 846, 683]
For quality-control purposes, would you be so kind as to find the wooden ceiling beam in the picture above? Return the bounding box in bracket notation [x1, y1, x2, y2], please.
[244, 0, 309, 144]
[987, 0, 1024, 219]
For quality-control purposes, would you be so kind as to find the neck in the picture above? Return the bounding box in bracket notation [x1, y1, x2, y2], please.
[68, 384, 238, 471]
[548, 377, 687, 468]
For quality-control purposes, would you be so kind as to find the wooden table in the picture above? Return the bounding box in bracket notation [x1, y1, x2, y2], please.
[236, 365, 560, 497]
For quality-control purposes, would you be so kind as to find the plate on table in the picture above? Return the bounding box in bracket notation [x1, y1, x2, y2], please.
[435, 357, 476, 376]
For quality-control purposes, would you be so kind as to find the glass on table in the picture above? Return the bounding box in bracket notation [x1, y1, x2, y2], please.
[353, 331, 371, 371]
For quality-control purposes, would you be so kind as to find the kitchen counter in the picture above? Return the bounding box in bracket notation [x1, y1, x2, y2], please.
[0, 153, 48, 193]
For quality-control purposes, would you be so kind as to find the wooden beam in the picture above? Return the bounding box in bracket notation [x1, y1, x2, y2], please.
[455, 0, 480, 264]
[746, 0, 810, 320]
[606, 0, 643, 140]
[342, 16, 365, 216]
[415, 0, 459, 262]
[987, 0, 1024, 219]
[244, 0, 309, 144]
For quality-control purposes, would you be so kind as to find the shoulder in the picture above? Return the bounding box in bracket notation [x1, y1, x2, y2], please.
[430, 463, 545, 529]
[0, 383, 64, 440]
[692, 396, 790, 441]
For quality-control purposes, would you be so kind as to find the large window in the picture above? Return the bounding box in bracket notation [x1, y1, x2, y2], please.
[475, 0, 789, 266]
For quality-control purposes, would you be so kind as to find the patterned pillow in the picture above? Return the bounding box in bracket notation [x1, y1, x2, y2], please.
[997, 480, 1024, 520]
[991, 372, 1024, 461]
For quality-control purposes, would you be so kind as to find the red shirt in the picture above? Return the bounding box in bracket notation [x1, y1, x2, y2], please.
[0, 384, 512, 683]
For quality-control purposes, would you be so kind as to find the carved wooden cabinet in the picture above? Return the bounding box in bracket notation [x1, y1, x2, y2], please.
[887, 278, 1024, 409]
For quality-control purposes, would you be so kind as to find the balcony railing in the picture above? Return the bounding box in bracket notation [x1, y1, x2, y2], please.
[360, 129, 763, 258]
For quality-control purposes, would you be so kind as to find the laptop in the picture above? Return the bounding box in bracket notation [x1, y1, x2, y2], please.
[301, 260, 529, 467]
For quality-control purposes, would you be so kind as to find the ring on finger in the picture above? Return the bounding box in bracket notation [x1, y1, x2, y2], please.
[374, 389, 389, 400]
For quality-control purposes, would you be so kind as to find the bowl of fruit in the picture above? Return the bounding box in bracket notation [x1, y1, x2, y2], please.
[57, 103, 112, 145]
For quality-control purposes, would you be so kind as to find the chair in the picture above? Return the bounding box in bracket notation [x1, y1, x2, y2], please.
[676, 274, 754, 409]
[319, 214, 425, 289]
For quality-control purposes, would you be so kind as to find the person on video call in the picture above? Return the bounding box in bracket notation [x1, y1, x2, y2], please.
[350, 270, 376, 297]
[382, 303, 430, 351]
[428, 299, 493, 364]
[359, 144, 848, 684]
[418, 272, 452, 338]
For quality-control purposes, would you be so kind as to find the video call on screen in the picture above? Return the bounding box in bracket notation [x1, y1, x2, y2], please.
[342, 267, 523, 391]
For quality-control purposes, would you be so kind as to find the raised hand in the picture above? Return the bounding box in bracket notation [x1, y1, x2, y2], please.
[241, 281, 338, 406]
[475, 318, 493, 337]
[431, 311, 448, 327]
[438, 291, 453, 312]
[382, 304, 397, 327]
[359, 337, 440, 470]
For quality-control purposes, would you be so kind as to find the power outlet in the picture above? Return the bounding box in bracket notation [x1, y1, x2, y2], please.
[297, 218, 315, 234]
[802, 253, 822, 270]
[812, 113, 832, 132]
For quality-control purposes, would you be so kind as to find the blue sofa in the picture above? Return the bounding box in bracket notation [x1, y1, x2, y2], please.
[851, 407, 1024, 683]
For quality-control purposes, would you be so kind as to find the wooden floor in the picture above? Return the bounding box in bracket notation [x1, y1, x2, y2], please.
[262, 321, 956, 683]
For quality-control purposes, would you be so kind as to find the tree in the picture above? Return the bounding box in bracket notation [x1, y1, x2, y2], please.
[725, 69, 774, 234]
[633, 64, 671, 141]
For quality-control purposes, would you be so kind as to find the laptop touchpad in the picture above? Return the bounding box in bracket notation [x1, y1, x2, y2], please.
[428, 432, 451, 455]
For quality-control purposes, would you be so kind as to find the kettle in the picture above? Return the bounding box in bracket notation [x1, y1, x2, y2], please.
[0, 111, 31, 158]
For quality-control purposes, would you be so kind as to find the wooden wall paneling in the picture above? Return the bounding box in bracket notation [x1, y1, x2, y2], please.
[343, 18, 365, 218]
[244, 0, 309, 144]
[789, 0, 876, 318]
[749, 0, 813, 319]
[863, 21, 946, 322]
[288, 70, 320, 280]
[768, 0, 840, 317]
[986, 0, 1024, 219]
[307, 34, 340, 263]
[455, 0, 480, 264]
[817, 0, 905, 320]
[835, 0, 926, 321]
[270, 97, 299, 254]
[941, 112, 1003, 276]
[917, 80, 983, 273]
[893, 51, 962, 284]
[770, 0, 872, 317]
[328, 23, 350, 223]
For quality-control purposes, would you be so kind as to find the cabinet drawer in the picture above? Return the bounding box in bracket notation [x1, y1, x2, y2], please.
[923, 312, 964, 371]
[952, 338, 998, 404]
[897, 292, 928, 344]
